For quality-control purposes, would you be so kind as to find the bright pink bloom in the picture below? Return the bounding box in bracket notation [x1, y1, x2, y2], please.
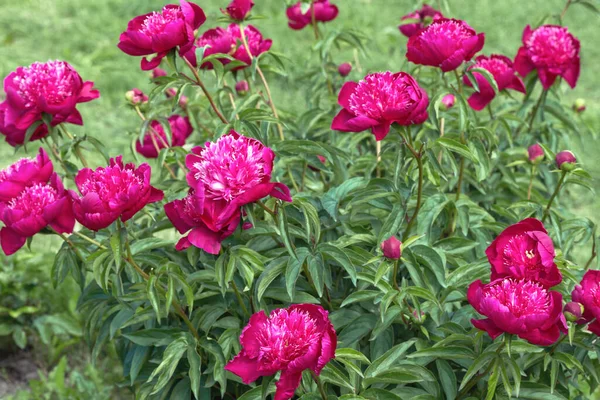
[221, 0, 254, 21]
[126, 88, 148, 105]
[528, 143, 544, 163]
[556, 150, 576, 171]
[136, 115, 193, 158]
[0, 173, 75, 255]
[338, 62, 352, 77]
[514, 25, 580, 90]
[0, 148, 53, 202]
[117, 0, 206, 70]
[399, 4, 443, 38]
[406, 18, 485, 72]
[69, 156, 164, 231]
[441, 94, 455, 110]
[381, 236, 402, 259]
[463, 54, 526, 111]
[235, 80, 250, 96]
[225, 304, 337, 400]
[286, 0, 339, 30]
[486, 218, 561, 288]
[572, 270, 600, 334]
[331, 71, 429, 141]
[0, 104, 49, 146]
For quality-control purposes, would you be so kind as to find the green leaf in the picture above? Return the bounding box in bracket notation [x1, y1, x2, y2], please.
[485, 360, 499, 400]
[147, 275, 161, 322]
[319, 243, 357, 285]
[256, 257, 287, 302]
[436, 359, 457, 400]
[434, 237, 477, 255]
[411, 245, 447, 287]
[407, 346, 475, 361]
[459, 351, 497, 391]
[336, 348, 371, 364]
[147, 336, 187, 394]
[51, 245, 79, 288]
[365, 339, 417, 378]
[363, 365, 434, 387]
[188, 339, 202, 399]
[320, 363, 355, 391]
[340, 290, 379, 307]
[435, 138, 477, 162]
[470, 67, 500, 93]
[123, 328, 184, 346]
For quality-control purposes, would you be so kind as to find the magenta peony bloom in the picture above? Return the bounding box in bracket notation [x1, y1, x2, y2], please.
[235, 80, 249, 96]
[381, 236, 402, 259]
[468, 278, 567, 345]
[406, 18, 485, 72]
[514, 25, 580, 90]
[399, 4, 443, 38]
[338, 62, 352, 77]
[126, 88, 148, 105]
[225, 304, 337, 400]
[221, 0, 254, 21]
[0, 173, 75, 255]
[117, 0, 206, 70]
[136, 115, 193, 158]
[286, 0, 339, 30]
[556, 150, 576, 171]
[441, 93, 455, 110]
[69, 156, 164, 231]
[528, 143, 544, 164]
[572, 271, 600, 334]
[0, 104, 49, 147]
[0, 148, 53, 202]
[486, 218, 561, 288]
[331, 71, 429, 141]
[463, 54, 526, 111]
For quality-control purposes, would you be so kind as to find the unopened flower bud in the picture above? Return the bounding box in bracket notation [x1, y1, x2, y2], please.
[235, 80, 249, 96]
[564, 301, 584, 322]
[381, 236, 402, 259]
[125, 88, 148, 105]
[556, 150, 577, 171]
[242, 222, 253, 230]
[441, 93, 455, 110]
[338, 62, 352, 77]
[573, 98, 586, 113]
[527, 143, 544, 164]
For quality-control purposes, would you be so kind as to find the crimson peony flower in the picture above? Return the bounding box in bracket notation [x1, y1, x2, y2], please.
[572, 270, 600, 334]
[221, 0, 254, 21]
[406, 18, 485, 72]
[286, 0, 339, 30]
[0, 60, 99, 146]
[331, 71, 429, 141]
[117, 0, 206, 71]
[381, 236, 402, 259]
[399, 4, 443, 38]
[556, 150, 576, 171]
[514, 25, 580, 90]
[463, 54, 526, 111]
[486, 218, 561, 288]
[136, 115, 193, 158]
[468, 278, 567, 345]
[528, 143, 544, 164]
[0, 173, 75, 255]
[441, 93, 455, 110]
[69, 156, 164, 231]
[225, 304, 337, 400]
[338, 62, 352, 77]
[0, 148, 53, 202]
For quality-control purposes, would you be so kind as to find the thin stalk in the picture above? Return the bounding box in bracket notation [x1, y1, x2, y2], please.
[310, 371, 327, 400]
[223, 81, 239, 119]
[311, 1, 320, 40]
[376, 140, 382, 178]
[257, 200, 276, 217]
[585, 234, 597, 270]
[456, 157, 465, 201]
[527, 165, 537, 200]
[53, 230, 85, 262]
[231, 281, 250, 317]
[392, 259, 399, 290]
[300, 161, 308, 191]
[560, 0, 572, 22]
[437, 117, 445, 164]
[516, 89, 546, 139]
[58, 125, 89, 168]
[148, 130, 178, 179]
[182, 56, 229, 124]
[453, 70, 463, 95]
[542, 170, 567, 223]
[401, 134, 424, 242]
[487, 104, 495, 120]
[73, 230, 106, 248]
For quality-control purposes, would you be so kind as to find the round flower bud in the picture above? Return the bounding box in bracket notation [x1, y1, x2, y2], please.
[381, 236, 402, 259]
[556, 150, 577, 171]
[527, 143, 544, 164]
[564, 301, 584, 322]
[235, 80, 249, 96]
[573, 98, 586, 113]
[441, 93, 456, 110]
[125, 88, 148, 105]
[338, 62, 352, 77]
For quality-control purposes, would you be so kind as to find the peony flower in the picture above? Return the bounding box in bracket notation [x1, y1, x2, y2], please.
[0, 148, 53, 202]
[556, 150, 576, 171]
[406, 18, 485, 72]
[136, 115, 193, 158]
[463, 54, 526, 111]
[0, 173, 75, 255]
[221, 0, 254, 21]
[225, 304, 337, 400]
[125, 88, 148, 105]
[338, 62, 352, 77]
[572, 270, 600, 334]
[468, 278, 567, 345]
[441, 93, 455, 110]
[528, 143, 544, 164]
[286, 0, 339, 30]
[0, 60, 99, 146]
[331, 71, 429, 141]
[69, 156, 164, 231]
[399, 4, 443, 38]
[117, 0, 206, 70]
[381, 236, 402, 259]
[486, 218, 561, 288]
[235, 80, 249, 96]
[514, 25, 580, 90]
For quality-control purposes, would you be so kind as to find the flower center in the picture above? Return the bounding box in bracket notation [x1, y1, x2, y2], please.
[8, 183, 58, 216]
[484, 278, 550, 317]
[13, 61, 74, 108]
[79, 166, 142, 202]
[502, 234, 542, 271]
[526, 26, 577, 68]
[474, 57, 510, 78]
[419, 19, 472, 44]
[140, 7, 183, 36]
[0, 158, 33, 181]
[348, 72, 417, 120]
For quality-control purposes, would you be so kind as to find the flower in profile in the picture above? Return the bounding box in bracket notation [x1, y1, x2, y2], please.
[468, 278, 567, 345]
[399, 4, 443, 38]
[441, 94, 455, 110]
[286, 0, 339, 30]
[528, 143, 544, 164]
[117, 0, 206, 70]
[69, 156, 164, 231]
[463, 54, 526, 111]
[136, 115, 193, 158]
[338, 62, 352, 77]
[514, 25, 580, 89]
[0, 148, 53, 202]
[125, 88, 148, 105]
[556, 150, 576, 171]
[406, 18, 485, 72]
[221, 0, 254, 21]
[486, 218, 561, 288]
[0, 173, 75, 255]
[331, 71, 429, 141]
[381, 236, 402, 259]
[572, 270, 600, 334]
[225, 304, 337, 400]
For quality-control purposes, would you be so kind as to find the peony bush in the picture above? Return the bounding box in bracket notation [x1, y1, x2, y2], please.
[1, 0, 598, 399]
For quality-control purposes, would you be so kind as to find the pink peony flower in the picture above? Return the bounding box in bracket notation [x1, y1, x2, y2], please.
[221, 0, 254, 21]
[117, 0, 206, 71]
[381, 236, 402, 259]
[463, 54, 526, 111]
[528, 143, 544, 164]
[69, 156, 164, 231]
[468, 278, 567, 345]
[556, 150, 576, 171]
[486, 218, 561, 288]
[338, 62, 352, 77]
[0, 173, 75, 255]
[0, 104, 49, 146]
[331, 71, 429, 141]
[399, 4, 443, 38]
[136, 115, 193, 158]
[441, 93, 455, 110]
[406, 18, 485, 72]
[514, 25, 580, 90]
[0, 148, 53, 202]
[125, 88, 148, 105]
[235, 80, 250, 96]
[225, 304, 337, 400]
[572, 270, 600, 334]
[286, 0, 339, 30]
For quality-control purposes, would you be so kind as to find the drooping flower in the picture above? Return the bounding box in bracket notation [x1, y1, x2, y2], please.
[468, 278, 567, 345]
[338, 62, 352, 77]
[572, 270, 600, 334]
[69, 156, 164, 231]
[286, 0, 339, 31]
[0, 148, 53, 202]
[514, 25, 580, 89]
[463, 54, 526, 111]
[221, 0, 254, 21]
[136, 115, 193, 158]
[556, 150, 577, 171]
[381, 236, 402, 259]
[125, 88, 148, 105]
[406, 18, 485, 72]
[486, 218, 561, 288]
[225, 304, 337, 400]
[117, 0, 206, 70]
[441, 93, 455, 110]
[528, 143, 544, 164]
[399, 4, 443, 38]
[0, 173, 75, 255]
[331, 71, 429, 141]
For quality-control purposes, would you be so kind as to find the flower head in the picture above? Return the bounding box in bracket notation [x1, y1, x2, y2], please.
[0, 148, 53, 202]
[221, 0, 254, 21]
[136, 115, 193, 158]
[441, 93, 455, 110]
[126, 88, 148, 105]
[572, 270, 600, 334]
[338, 62, 352, 77]
[381, 236, 402, 259]
[556, 150, 576, 171]
[399, 4, 443, 38]
[286, 0, 339, 30]
[528, 143, 544, 164]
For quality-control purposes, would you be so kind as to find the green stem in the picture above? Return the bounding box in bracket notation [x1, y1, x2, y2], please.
[392, 259, 399, 290]
[542, 170, 567, 223]
[453, 70, 463, 95]
[310, 371, 327, 400]
[456, 157, 465, 201]
[527, 165, 537, 200]
[257, 200, 276, 217]
[311, 1, 320, 40]
[401, 134, 424, 242]
[182, 56, 229, 124]
[73, 230, 106, 248]
[231, 281, 250, 318]
[52, 230, 85, 262]
[458, 342, 505, 398]
[516, 89, 546, 139]
[58, 124, 88, 168]
[585, 233, 597, 270]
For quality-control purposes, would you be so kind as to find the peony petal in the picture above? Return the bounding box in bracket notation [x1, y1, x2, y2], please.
[274, 370, 302, 400]
[472, 318, 504, 340]
[0, 227, 27, 256]
[224, 352, 263, 384]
